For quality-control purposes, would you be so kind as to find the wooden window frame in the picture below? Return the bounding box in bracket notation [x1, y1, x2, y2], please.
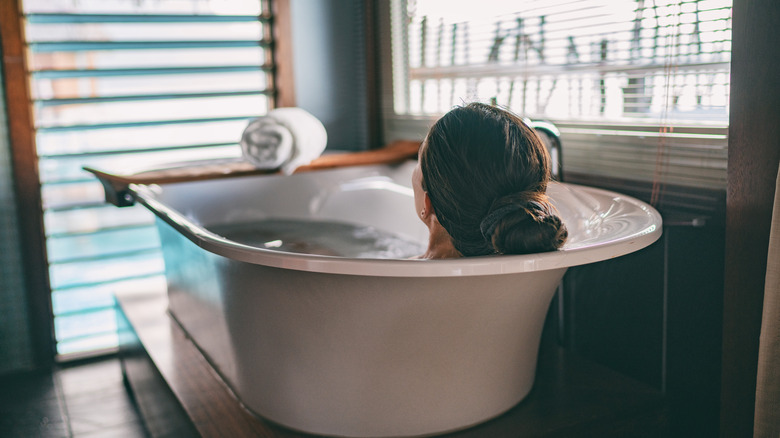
[0, 0, 297, 367]
[271, 0, 295, 108]
[0, 0, 55, 370]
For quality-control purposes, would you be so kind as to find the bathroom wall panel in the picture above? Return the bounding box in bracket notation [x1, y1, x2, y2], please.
[561, 215, 725, 437]
[289, 0, 369, 151]
[563, 238, 665, 389]
[664, 223, 724, 438]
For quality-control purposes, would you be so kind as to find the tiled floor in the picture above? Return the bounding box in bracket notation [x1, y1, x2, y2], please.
[0, 357, 149, 438]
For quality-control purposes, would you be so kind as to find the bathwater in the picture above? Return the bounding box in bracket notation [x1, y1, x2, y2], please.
[209, 219, 425, 259]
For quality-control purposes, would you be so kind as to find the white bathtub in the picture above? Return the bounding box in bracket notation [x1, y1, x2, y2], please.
[128, 160, 661, 437]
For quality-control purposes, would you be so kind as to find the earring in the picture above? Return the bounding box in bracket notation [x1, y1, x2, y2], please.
[420, 209, 426, 218]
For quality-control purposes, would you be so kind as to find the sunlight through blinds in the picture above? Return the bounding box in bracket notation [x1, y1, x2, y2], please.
[385, 0, 732, 189]
[22, 0, 273, 358]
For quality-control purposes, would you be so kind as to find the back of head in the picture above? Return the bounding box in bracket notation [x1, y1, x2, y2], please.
[420, 102, 568, 256]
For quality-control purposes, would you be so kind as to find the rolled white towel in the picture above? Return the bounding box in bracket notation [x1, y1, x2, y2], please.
[240, 107, 328, 174]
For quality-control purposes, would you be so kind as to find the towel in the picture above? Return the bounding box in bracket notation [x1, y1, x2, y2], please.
[240, 107, 328, 174]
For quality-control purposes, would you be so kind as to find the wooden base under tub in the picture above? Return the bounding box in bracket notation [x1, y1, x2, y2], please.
[116, 289, 668, 438]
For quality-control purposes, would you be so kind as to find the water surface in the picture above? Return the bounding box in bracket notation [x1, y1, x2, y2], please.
[209, 219, 425, 259]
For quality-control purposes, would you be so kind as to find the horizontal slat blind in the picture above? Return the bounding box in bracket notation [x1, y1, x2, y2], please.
[384, 0, 731, 189]
[22, 0, 271, 358]
[557, 121, 727, 187]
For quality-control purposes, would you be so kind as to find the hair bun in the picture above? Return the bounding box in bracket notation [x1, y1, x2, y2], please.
[481, 194, 568, 254]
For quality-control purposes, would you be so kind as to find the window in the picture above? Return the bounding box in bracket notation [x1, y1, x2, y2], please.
[22, 0, 273, 358]
[381, 0, 731, 190]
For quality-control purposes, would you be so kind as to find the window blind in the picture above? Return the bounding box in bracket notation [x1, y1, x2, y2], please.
[22, 0, 273, 358]
[382, 0, 731, 189]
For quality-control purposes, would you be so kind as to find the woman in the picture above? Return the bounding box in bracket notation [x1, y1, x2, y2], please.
[412, 102, 568, 259]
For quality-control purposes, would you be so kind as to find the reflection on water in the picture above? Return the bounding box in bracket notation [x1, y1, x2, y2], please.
[209, 219, 426, 259]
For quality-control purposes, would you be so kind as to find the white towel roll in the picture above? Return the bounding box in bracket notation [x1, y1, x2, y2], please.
[240, 107, 328, 174]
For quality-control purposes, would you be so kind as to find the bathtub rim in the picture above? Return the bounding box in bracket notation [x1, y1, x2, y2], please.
[129, 175, 661, 277]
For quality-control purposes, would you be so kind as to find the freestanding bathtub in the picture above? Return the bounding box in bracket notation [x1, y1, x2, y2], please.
[127, 159, 661, 437]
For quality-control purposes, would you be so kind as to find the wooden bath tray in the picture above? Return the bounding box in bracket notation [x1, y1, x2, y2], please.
[85, 140, 421, 207]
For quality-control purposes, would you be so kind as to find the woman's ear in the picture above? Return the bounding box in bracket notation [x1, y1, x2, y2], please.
[422, 191, 434, 221]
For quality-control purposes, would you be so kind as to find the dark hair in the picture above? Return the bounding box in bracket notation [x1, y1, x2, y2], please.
[420, 102, 568, 256]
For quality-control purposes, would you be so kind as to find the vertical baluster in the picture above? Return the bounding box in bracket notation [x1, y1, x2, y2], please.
[464, 22, 477, 100]
[436, 18, 444, 112]
[488, 20, 504, 104]
[631, 0, 645, 63]
[450, 22, 457, 107]
[652, 1, 660, 63]
[599, 39, 608, 114]
[450, 23, 458, 108]
[420, 15, 427, 112]
[538, 15, 546, 63]
[534, 16, 546, 114]
[520, 18, 529, 114]
[566, 36, 580, 118]
[626, 1, 649, 115]
[692, 0, 710, 110]
[488, 21, 502, 62]
[693, 0, 702, 59]
[507, 17, 524, 109]
[463, 21, 469, 65]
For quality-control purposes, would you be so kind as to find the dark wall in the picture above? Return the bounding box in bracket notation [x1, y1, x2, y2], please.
[560, 215, 724, 437]
[721, 1, 780, 435]
[289, 0, 369, 151]
[557, 173, 727, 436]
